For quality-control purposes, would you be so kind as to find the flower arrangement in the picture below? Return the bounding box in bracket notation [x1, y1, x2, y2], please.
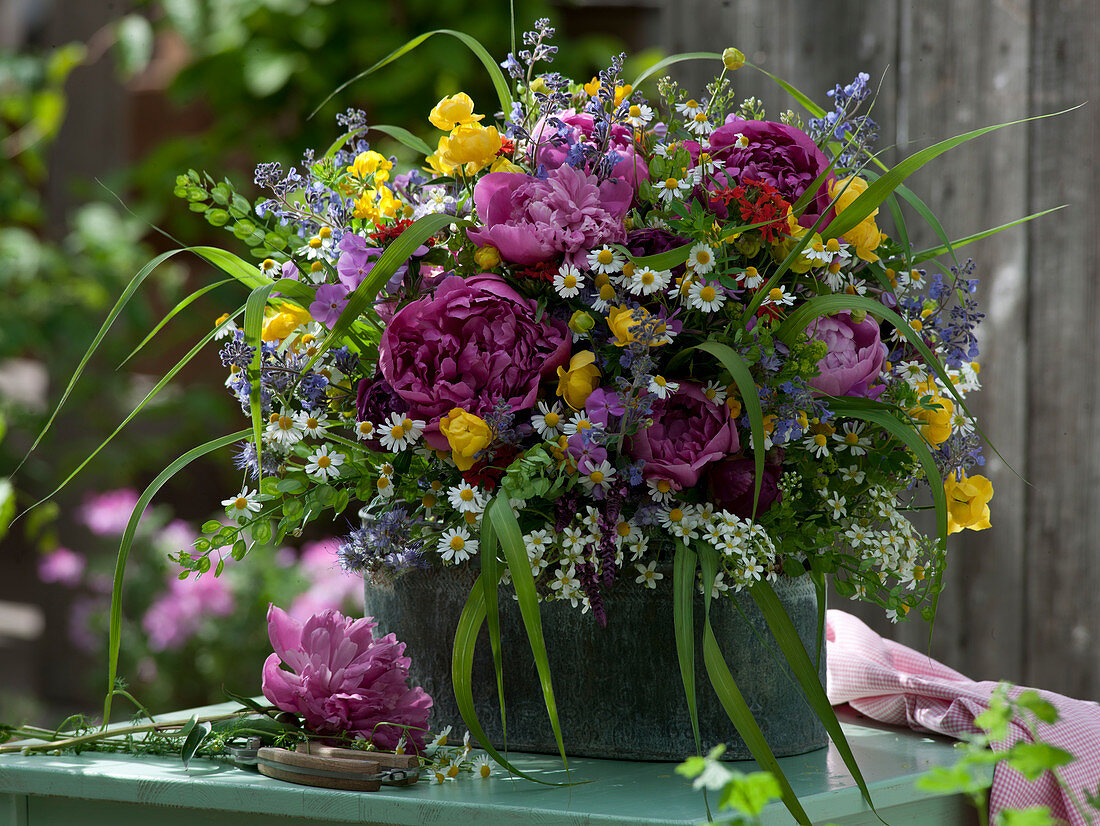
[45, 17, 1059, 821]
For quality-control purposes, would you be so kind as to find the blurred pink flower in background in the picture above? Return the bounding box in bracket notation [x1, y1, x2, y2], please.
[36, 547, 85, 586]
[78, 489, 144, 536]
[142, 567, 235, 651]
[287, 539, 363, 622]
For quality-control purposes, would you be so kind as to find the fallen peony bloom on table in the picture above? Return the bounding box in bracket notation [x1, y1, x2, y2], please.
[261, 605, 433, 753]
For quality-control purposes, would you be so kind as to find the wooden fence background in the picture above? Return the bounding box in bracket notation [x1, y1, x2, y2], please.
[657, 0, 1099, 699]
[4, 0, 1098, 704]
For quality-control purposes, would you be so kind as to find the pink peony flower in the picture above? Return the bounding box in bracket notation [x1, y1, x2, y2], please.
[379, 273, 571, 447]
[627, 382, 740, 488]
[806, 311, 887, 398]
[707, 456, 783, 519]
[262, 605, 433, 752]
[78, 489, 143, 536]
[37, 547, 85, 586]
[466, 165, 631, 266]
[142, 571, 235, 651]
[531, 110, 649, 190]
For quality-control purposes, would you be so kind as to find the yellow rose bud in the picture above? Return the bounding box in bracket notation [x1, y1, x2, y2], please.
[429, 93, 484, 132]
[944, 472, 993, 534]
[568, 310, 596, 335]
[555, 350, 601, 410]
[829, 176, 885, 262]
[438, 124, 502, 173]
[910, 394, 954, 446]
[722, 47, 746, 71]
[474, 245, 501, 270]
[438, 408, 493, 471]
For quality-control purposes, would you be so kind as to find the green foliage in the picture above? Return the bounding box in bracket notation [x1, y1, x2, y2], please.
[676, 744, 784, 825]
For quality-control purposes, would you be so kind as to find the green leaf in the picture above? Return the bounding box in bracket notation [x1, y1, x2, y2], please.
[748, 579, 879, 817]
[823, 106, 1082, 240]
[1005, 742, 1075, 781]
[915, 763, 989, 795]
[672, 542, 702, 756]
[243, 283, 276, 482]
[0, 479, 14, 543]
[905, 206, 1066, 266]
[478, 504, 508, 751]
[103, 429, 251, 727]
[998, 806, 1056, 826]
[1014, 690, 1059, 725]
[691, 341, 765, 518]
[221, 688, 268, 714]
[313, 30, 513, 120]
[486, 497, 568, 768]
[630, 51, 721, 90]
[181, 720, 213, 769]
[370, 124, 434, 157]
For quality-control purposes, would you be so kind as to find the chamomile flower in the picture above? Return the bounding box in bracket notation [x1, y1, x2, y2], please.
[266, 410, 306, 448]
[803, 432, 831, 458]
[897, 360, 929, 388]
[824, 492, 847, 519]
[626, 266, 671, 296]
[587, 245, 625, 274]
[761, 286, 795, 308]
[834, 422, 870, 455]
[447, 483, 486, 514]
[624, 102, 654, 128]
[658, 505, 697, 539]
[375, 474, 396, 499]
[647, 477, 677, 504]
[222, 488, 262, 520]
[648, 374, 679, 399]
[438, 527, 478, 564]
[654, 176, 689, 204]
[297, 233, 334, 261]
[299, 409, 329, 438]
[353, 419, 376, 441]
[554, 264, 584, 298]
[687, 279, 727, 313]
[701, 380, 727, 405]
[562, 412, 597, 437]
[730, 131, 750, 149]
[531, 400, 564, 439]
[472, 754, 494, 778]
[693, 151, 722, 177]
[675, 98, 705, 118]
[950, 410, 976, 437]
[378, 412, 425, 452]
[634, 561, 663, 589]
[304, 444, 344, 481]
[895, 268, 926, 291]
[213, 312, 239, 340]
[739, 266, 764, 288]
[685, 111, 714, 136]
[612, 519, 641, 547]
[687, 243, 717, 274]
[580, 460, 616, 493]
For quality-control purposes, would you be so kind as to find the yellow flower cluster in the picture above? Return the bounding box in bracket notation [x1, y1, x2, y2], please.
[439, 407, 492, 471]
[829, 176, 886, 262]
[425, 93, 503, 176]
[944, 472, 993, 534]
[345, 150, 409, 223]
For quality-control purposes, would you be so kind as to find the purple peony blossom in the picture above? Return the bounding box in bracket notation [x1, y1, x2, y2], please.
[531, 110, 648, 189]
[806, 311, 887, 397]
[706, 457, 783, 519]
[379, 273, 571, 448]
[466, 165, 631, 266]
[627, 382, 740, 488]
[310, 283, 350, 326]
[262, 605, 433, 752]
[708, 118, 835, 228]
[37, 546, 85, 586]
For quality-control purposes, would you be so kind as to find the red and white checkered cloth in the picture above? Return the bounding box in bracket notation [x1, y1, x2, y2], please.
[826, 609, 1100, 825]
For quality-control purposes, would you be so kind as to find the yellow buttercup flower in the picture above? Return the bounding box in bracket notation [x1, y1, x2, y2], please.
[424, 150, 455, 177]
[910, 394, 954, 446]
[439, 408, 492, 471]
[352, 190, 381, 222]
[581, 78, 632, 106]
[262, 302, 312, 342]
[607, 305, 666, 348]
[944, 472, 993, 534]
[375, 185, 402, 219]
[489, 157, 523, 174]
[473, 245, 501, 270]
[829, 176, 886, 262]
[437, 123, 502, 175]
[429, 93, 484, 132]
[722, 47, 746, 71]
[556, 350, 601, 410]
[348, 150, 393, 186]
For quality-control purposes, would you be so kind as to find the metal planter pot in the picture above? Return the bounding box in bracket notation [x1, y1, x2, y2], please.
[365, 566, 827, 761]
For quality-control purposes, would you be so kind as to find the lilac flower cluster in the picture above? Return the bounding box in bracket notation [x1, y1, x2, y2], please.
[808, 71, 878, 170]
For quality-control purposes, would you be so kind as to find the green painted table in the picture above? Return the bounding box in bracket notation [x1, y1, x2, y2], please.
[0, 705, 986, 825]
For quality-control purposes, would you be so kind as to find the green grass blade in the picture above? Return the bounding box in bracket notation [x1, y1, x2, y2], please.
[103, 428, 250, 726]
[191, 246, 273, 291]
[486, 497, 568, 769]
[907, 206, 1066, 266]
[697, 546, 811, 825]
[746, 63, 826, 118]
[630, 51, 721, 90]
[749, 579, 881, 820]
[312, 30, 513, 120]
[824, 106, 1081, 240]
[692, 341, 765, 518]
[451, 579, 569, 785]
[672, 541, 702, 756]
[243, 283, 277, 482]
[118, 278, 234, 367]
[479, 502, 508, 751]
[370, 124, 434, 157]
[24, 310, 243, 518]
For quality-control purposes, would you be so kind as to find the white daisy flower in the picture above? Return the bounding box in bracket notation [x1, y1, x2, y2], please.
[950, 411, 976, 437]
[654, 176, 689, 204]
[438, 527, 478, 564]
[375, 474, 396, 499]
[353, 419, 376, 442]
[685, 112, 714, 136]
[895, 269, 926, 291]
[624, 102, 653, 128]
[304, 444, 345, 481]
[299, 409, 329, 439]
[739, 266, 764, 289]
[548, 566, 581, 594]
[658, 504, 696, 537]
[687, 279, 727, 313]
[222, 488, 262, 520]
[626, 266, 671, 296]
[627, 534, 649, 561]
[701, 381, 727, 405]
[686, 243, 717, 274]
[824, 492, 847, 519]
[447, 484, 486, 514]
[834, 422, 870, 455]
[896, 360, 929, 388]
[213, 313, 239, 340]
[730, 131, 750, 149]
[531, 400, 564, 439]
[265, 410, 306, 448]
[580, 460, 616, 493]
[692, 151, 722, 178]
[760, 286, 796, 308]
[648, 374, 679, 399]
[634, 561, 663, 589]
[587, 245, 625, 274]
[472, 754, 494, 779]
[297, 235, 334, 262]
[378, 412, 425, 452]
[647, 477, 678, 504]
[553, 264, 584, 298]
[675, 98, 705, 118]
[562, 412, 597, 438]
